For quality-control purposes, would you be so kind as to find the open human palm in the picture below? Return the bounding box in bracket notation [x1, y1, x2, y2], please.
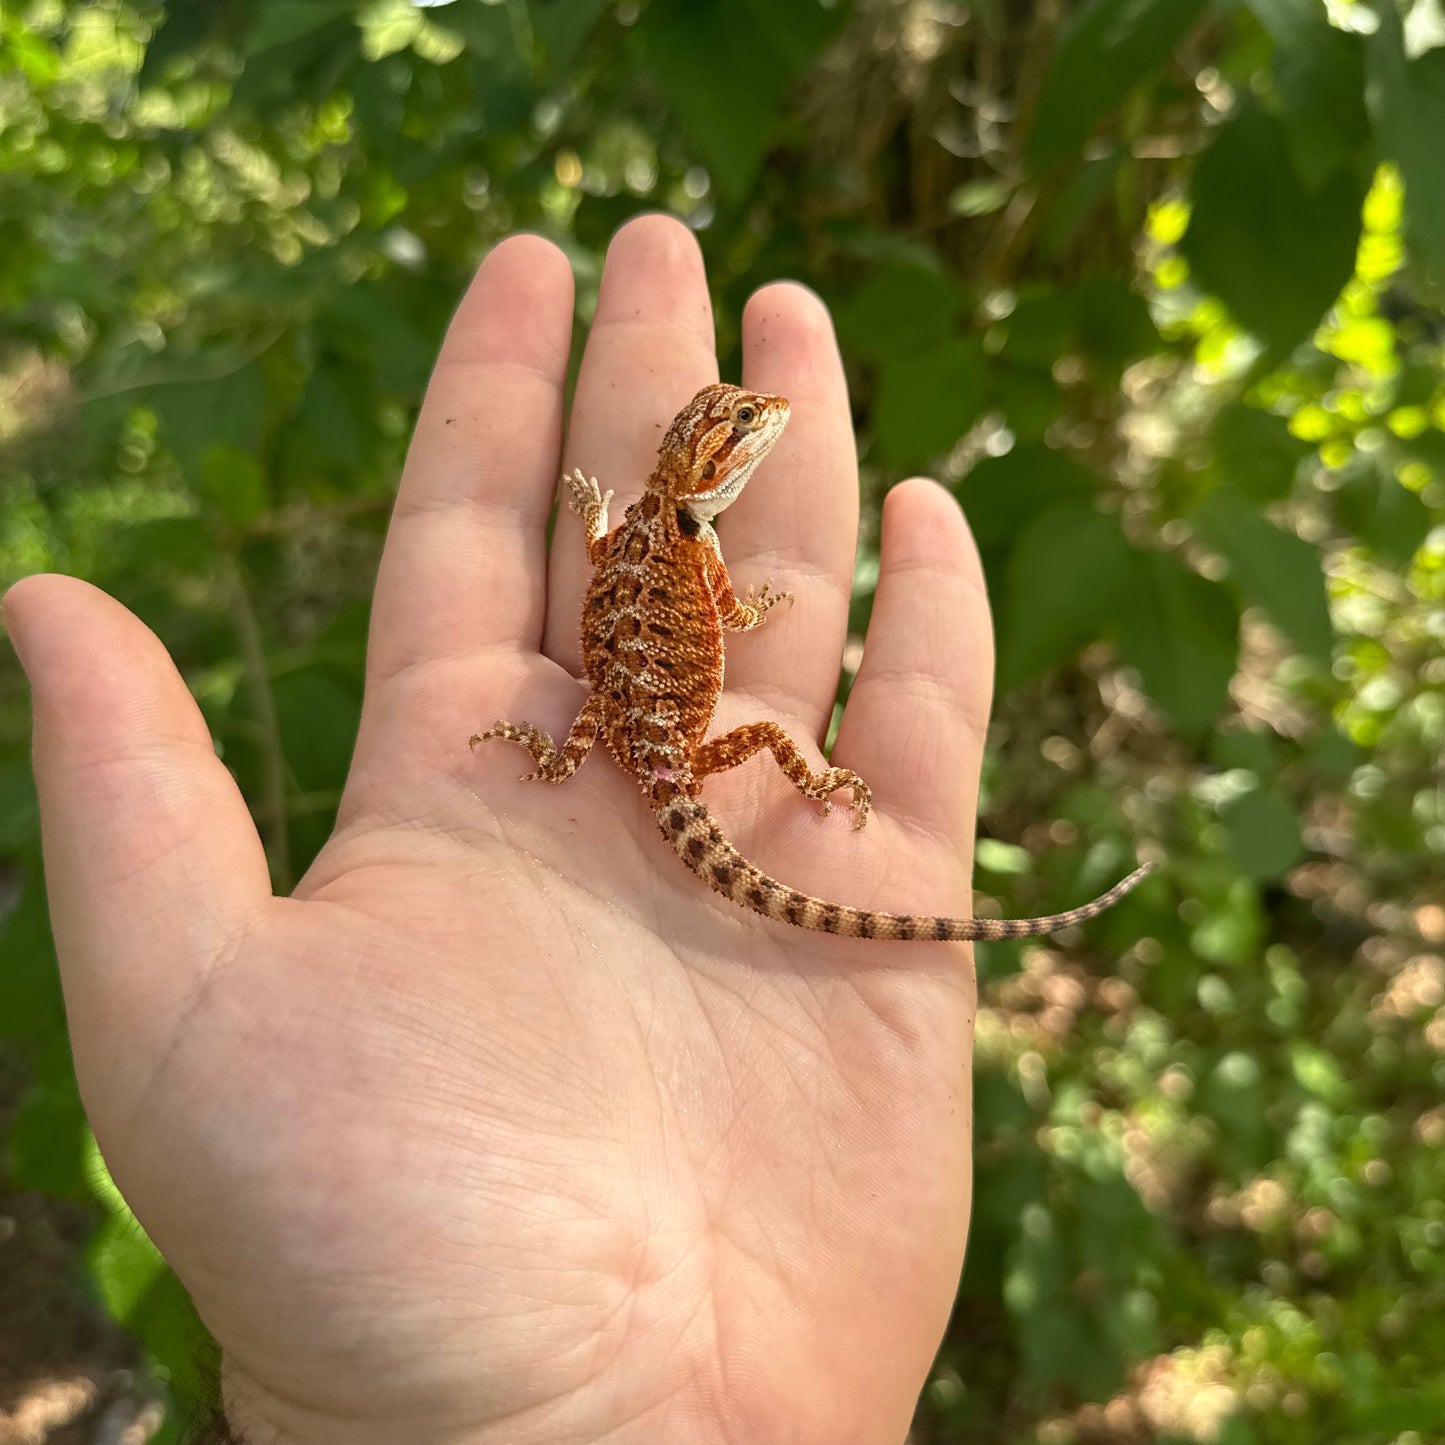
[5, 218, 993, 1444]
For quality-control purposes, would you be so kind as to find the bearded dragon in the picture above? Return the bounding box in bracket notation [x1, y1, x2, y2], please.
[472, 383, 1151, 941]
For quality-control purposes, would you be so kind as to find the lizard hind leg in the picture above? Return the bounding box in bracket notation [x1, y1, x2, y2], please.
[693, 721, 872, 829]
[470, 695, 603, 783]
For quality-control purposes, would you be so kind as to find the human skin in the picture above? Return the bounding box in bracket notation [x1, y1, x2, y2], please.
[3, 215, 992, 1445]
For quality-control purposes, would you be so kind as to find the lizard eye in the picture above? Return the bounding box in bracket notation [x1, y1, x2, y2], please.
[733, 403, 757, 427]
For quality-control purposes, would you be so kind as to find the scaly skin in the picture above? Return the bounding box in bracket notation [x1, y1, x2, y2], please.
[474, 382, 1151, 940]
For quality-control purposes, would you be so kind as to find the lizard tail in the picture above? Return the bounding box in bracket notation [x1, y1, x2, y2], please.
[655, 797, 1152, 942]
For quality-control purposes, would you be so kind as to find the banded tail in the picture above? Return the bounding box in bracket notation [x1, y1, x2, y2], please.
[656, 797, 1151, 942]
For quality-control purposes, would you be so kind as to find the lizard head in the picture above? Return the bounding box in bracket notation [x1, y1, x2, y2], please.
[658, 383, 790, 521]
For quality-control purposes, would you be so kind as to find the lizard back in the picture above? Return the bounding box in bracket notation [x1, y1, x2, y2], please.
[581, 490, 720, 803]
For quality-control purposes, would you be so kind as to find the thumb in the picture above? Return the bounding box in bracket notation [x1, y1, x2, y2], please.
[3, 575, 271, 1070]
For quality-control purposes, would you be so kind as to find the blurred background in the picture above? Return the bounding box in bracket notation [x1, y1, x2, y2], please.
[1, 0, 1442, 1441]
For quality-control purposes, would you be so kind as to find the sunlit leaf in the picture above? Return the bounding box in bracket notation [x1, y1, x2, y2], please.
[87, 1213, 169, 1326]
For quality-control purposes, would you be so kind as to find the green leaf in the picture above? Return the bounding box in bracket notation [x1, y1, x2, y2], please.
[1072, 277, 1160, 371]
[247, 0, 357, 54]
[1369, 6, 1445, 289]
[318, 278, 450, 395]
[988, 364, 1062, 443]
[1000, 290, 1076, 368]
[0, 877, 64, 1043]
[1209, 402, 1310, 502]
[8, 1046, 89, 1201]
[1193, 491, 1333, 663]
[634, 0, 851, 198]
[278, 365, 378, 491]
[1117, 551, 1239, 735]
[1040, 151, 1123, 257]
[872, 337, 986, 468]
[833, 264, 968, 361]
[1222, 787, 1305, 880]
[0, 762, 39, 851]
[138, 1, 231, 87]
[104, 516, 216, 582]
[149, 364, 268, 486]
[1243, 0, 1369, 186]
[1182, 104, 1367, 353]
[954, 445, 1102, 555]
[527, 0, 611, 79]
[1028, 0, 1209, 168]
[1333, 457, 1434, 564]
[999, 280, 1157, 377]
[998, 505, 1134, 688]
[199, 444, 270, 529]
[272, 667, 362, 794]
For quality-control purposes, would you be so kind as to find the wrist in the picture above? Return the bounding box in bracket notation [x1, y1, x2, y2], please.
[213, 1357, 827, 1445]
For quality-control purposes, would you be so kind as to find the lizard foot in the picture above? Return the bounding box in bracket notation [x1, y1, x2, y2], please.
[563, 467, 612, 517]
[810, 771, 871, 830]
[742, 580, 794, 620]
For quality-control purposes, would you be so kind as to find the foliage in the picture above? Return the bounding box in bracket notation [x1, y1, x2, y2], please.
[1, 0, 1442, 1440]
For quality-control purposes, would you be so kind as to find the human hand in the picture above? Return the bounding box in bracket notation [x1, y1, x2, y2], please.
[3, 215, 992, 1445]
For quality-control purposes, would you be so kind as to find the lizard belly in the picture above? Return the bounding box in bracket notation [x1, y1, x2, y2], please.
[581, 544, 720, 790]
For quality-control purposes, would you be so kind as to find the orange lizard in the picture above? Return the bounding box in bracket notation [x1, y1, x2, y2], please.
[472, 383, 1151, 941]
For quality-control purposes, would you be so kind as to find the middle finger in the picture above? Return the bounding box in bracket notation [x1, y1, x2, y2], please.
[542, 215, 718, 671]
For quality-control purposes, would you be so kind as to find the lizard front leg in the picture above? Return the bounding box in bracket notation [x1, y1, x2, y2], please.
[471, 693, 604, 783]
[563, 468, 614, 567]
[704, 550, 792, 632]
[692, 721, 871, 828]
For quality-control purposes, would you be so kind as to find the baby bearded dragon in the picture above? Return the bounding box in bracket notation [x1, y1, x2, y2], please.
[472, 382, 1151, 942]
